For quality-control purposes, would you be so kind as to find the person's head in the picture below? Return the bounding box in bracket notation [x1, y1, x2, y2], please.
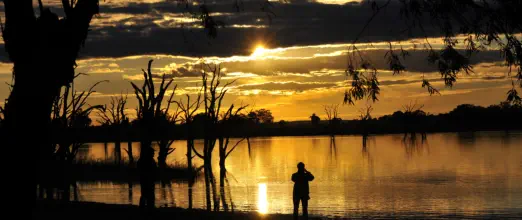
[297, 162, 305, 172]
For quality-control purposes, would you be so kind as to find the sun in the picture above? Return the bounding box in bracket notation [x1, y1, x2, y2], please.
[251, 45, 266, 58]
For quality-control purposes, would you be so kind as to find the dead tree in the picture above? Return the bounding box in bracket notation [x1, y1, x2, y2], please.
[402, 102, 427, 141]
[155, 93, 180, 170]
[96, 94, 129, 164]
[174, 93, 202, 169]
[131, 59, 176, 208]
[50, 76, 105, 201]
[174, 91, 201, 210]
[217, 104, 247, 211]
[324, 104, 341, 137]
[191, 63, 235, 211]
[358, 105, 373, 145]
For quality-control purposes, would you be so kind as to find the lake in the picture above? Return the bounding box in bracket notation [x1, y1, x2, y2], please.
[76, 132, 522, 218]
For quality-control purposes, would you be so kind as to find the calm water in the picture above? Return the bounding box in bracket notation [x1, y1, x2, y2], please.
[76, 132, 522, 217]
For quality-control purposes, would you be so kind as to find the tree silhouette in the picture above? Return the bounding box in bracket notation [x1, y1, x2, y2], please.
[324, 104, 341, 136]
[358, 105, 373, 141]
[130, 59, 177, 208]
[1, 0, 100, 201]
[96, 94, 129, 164]
[191, 63, 235, 211]
[310, 113, 321, 127]
[173, 90, 202, 210]
[248, 109, 274, 124]
[401, 102, 428, 140]
[52, 77, 105, 163]
[344, 0, 522, 105]
[218, 104, 247, 211]
[49, 76, 104, 201]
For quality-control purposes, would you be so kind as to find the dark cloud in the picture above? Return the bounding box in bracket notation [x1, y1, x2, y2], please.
[236, 81, 337, 91]
[152, 63, 201, 78]
[379, 78, 445, 86]
[144, 49, 503, 77]
[0, 0, 446, 60]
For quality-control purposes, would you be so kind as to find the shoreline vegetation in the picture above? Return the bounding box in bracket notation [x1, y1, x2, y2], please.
[34, 200, 522, 220]
[72, 103, 521, 143]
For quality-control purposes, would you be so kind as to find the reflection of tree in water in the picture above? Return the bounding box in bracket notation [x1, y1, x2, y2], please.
[186, 164, 204, 210]
[457, 132, 477, 151]
[329, 136, 337, 161]
[160, 181, 176, 207]
[312, 137, 319, 149]
[500, 131, 514, 148]
[362, 136, 375, 169]
[218, 170, 238, 212]
[403, 135, 430, 158]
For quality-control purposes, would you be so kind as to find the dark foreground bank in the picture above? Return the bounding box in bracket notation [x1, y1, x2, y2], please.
[33, 200, 522, 220]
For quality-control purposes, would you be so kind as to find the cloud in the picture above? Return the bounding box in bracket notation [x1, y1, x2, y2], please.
[152, 63, 202, 78]
[0, 62, 13, 75]
[123, 74, 144, 81]
[481, 76, 506, 80]
[0, 0, 449, 60]
[235, 81, 338, 92]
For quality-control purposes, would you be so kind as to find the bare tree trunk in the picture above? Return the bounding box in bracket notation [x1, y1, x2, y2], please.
[115, 141, 121, 164]
[104, 142, 108, 160]
[128, 181, 133, 204]
[186, 139, 193, 174]
[218, 138, 229, 211]
[188, 178, 194, 210]
[73, 182, 79, 202]
[127, 141, 134, 164]
[204, 153, 212, 211]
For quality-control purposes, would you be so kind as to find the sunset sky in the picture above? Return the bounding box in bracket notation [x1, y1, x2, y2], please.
[0, 0, 518, 121]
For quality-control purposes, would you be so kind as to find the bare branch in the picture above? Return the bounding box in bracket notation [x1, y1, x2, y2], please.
[225, 138, 245, 158]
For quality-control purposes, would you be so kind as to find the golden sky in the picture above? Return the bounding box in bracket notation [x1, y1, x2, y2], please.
[0, 0, 518, 121]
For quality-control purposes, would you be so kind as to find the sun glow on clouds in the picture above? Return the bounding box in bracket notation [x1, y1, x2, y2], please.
[252, 45, 268, 58]
[0, 37, 516, 122]
[316, 0, 362, 4]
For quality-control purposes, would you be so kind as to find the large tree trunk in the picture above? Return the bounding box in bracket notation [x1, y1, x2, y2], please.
[2, 1, 99, 205]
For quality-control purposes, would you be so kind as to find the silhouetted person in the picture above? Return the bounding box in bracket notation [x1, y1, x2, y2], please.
[292, 162, 314, 220]
[138, 147, 157, 209]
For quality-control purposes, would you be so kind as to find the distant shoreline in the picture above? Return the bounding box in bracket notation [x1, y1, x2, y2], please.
[50, 103, 522, 143]
[74, 127, 522, 143]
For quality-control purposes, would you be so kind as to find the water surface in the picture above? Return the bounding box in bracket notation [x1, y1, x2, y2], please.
[76, 132, 522, 217]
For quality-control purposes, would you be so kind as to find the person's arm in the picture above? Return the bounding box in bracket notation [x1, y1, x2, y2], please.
[291, 173, 296, 182]
[306, 171, 314, 181]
